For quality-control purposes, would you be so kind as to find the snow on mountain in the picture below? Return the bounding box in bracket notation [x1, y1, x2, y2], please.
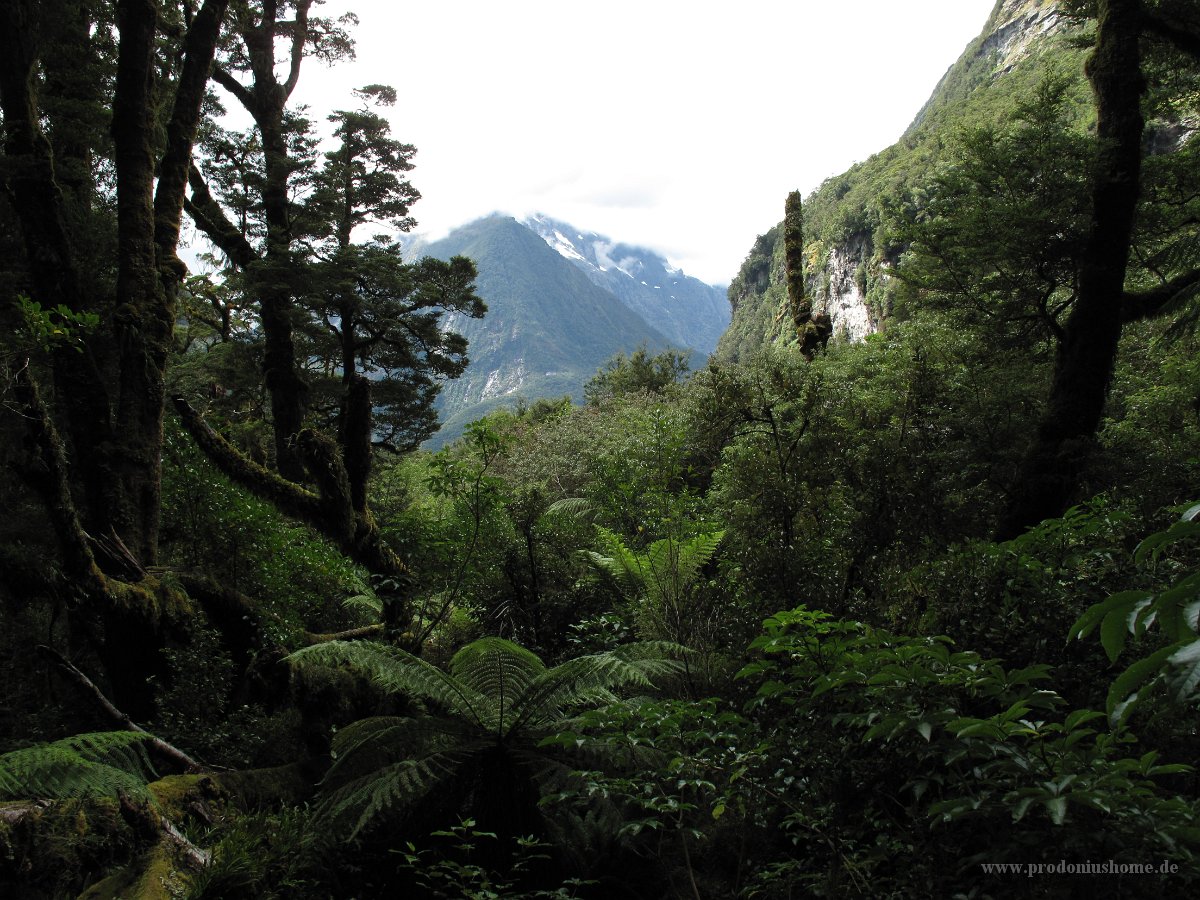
[522, 214, 730, 355]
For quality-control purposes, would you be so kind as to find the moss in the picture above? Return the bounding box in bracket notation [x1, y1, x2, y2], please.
[149, 774, 223, 822]
[213, 762, 316, 809]
[78, 842, 182, 900]
[106, 573, 192, 625]
[0, 797, 147, 898]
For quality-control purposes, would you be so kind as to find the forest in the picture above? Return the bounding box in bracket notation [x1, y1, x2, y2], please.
[2, 0, 1200, 897]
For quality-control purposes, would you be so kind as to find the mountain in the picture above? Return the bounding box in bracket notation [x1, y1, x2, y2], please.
[715, 0, 1077, 362]
[417, 215, 675, 445]
[521, 215, 731, 355]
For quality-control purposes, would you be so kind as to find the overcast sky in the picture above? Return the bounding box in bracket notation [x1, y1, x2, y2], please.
[286, 0, 1000, 285]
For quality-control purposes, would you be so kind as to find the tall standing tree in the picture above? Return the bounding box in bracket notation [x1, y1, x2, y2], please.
[1, 0, 228, 567]
[179, 5, 484, 627]
[298, 87, 485, 507]
[889, 0, 1200, 539]
[1, 0, 230, 713]
[185, 0, 356, 480]
[997, 0, 1200, 538]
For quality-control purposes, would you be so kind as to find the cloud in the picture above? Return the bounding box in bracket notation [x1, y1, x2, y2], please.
[287, 0, 997, 285]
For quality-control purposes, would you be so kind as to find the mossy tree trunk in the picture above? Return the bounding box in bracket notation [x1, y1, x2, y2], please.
[783, 190, 832, 359]
[203, 0, 320, 483]
[996, 0, 1146, 540]
[1, 0, 228, 566]
[784, 190, 808, 336]
[2, 0, 229, 718]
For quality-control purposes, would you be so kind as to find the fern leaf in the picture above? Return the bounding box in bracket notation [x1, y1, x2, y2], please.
[510, 643, 686, 734]
[0, 732, 157, 802]
[289, 641, 489, 726]
[449, 637, 546, 734]
[545, 498, 597, 521]
[324, 716, 475, 791]
[316, 743, 487, 842]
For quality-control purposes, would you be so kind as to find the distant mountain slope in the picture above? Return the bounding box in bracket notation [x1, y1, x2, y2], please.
[418, 215, 674, 445]
[523, 215, 731, 355]
[716, 0, 1079, 362]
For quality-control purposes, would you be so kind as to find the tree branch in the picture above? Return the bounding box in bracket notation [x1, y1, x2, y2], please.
[283, 1, 313, 98]
[172, 396, 324, 520]
[1141, 11, 1200, 60]
[209, 62, 256, 115]
[154, 0, 230, 269]
[35, 645, 205, 773]
[185, 163, 258, 268]
[10, 362, 107, 591]
[303, 624, 385, 643]
[1121, 268, 1200, 322]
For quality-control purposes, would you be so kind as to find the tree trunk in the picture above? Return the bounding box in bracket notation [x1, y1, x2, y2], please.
[242, 7, 311, 482]
[996, 0, 1145, 540]
[112, 0, 166, 565]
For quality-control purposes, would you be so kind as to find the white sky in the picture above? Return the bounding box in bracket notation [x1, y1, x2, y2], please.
[287, 0, 999, 285]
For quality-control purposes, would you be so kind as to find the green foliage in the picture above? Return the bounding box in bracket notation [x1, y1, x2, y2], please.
[183, 808, 315, 900]
[12, 295, 100, 353]
[152, 620, 299, 769]
[905, 497, 1139, 684]
[0, 732, 157, 803]
[734, 607, 1200, 896]
[396, 819, 593, 899]
[1072, 503, 1200, 723]
[287, 636, 685, 842]
[583, 346, 691, 406]
[701, 319, 1042, 616]
[583, 526, 724, 645]
[542, 695, 759, 897]
[889, 74, 1093, 346]
[160, 419, 371, 641]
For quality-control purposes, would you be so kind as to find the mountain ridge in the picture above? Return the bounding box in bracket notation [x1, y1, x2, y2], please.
[522, 214, 731, 355]
[716, 0, 1081, 362]
[417, 215, 679, 445]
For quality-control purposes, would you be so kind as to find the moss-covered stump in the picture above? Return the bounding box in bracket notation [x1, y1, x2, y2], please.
[76, 842, 181, 900]
[0, 797, 156, 898]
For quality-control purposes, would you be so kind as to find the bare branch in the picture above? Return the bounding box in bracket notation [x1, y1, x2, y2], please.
[36, 645, 205, 773]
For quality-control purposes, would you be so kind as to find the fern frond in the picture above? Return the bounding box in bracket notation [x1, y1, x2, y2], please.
[677, 531, 724, 581]
[642, 531, 723, 602]
[1144, 230, 1200, 274]
[1160, 279, 1200, 343]
[0, 732, 157, 802]
[545, 498, 597, 521]
[509, 643, 686, 734]
[584, 527, 648, 597]
[289, 641, 489, 726]
[342, 590, 383, 617]
[324, 716, 475, 791]
[315, 742, 487, 842]
[525, 751, 626, 863]
[449, 637, 546, 733]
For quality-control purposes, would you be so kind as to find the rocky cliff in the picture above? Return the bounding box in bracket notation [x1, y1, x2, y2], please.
[716, 0, 1077, 363]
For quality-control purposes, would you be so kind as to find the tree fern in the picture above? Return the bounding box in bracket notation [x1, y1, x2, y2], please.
[288, 636, 685, 843]
[544, 497, 598, 521]
[0, 731, 157, 802]
[583, 527, 724, 642]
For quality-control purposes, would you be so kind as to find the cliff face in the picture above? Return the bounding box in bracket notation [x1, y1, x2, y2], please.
[716, 0, 1076, 363]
